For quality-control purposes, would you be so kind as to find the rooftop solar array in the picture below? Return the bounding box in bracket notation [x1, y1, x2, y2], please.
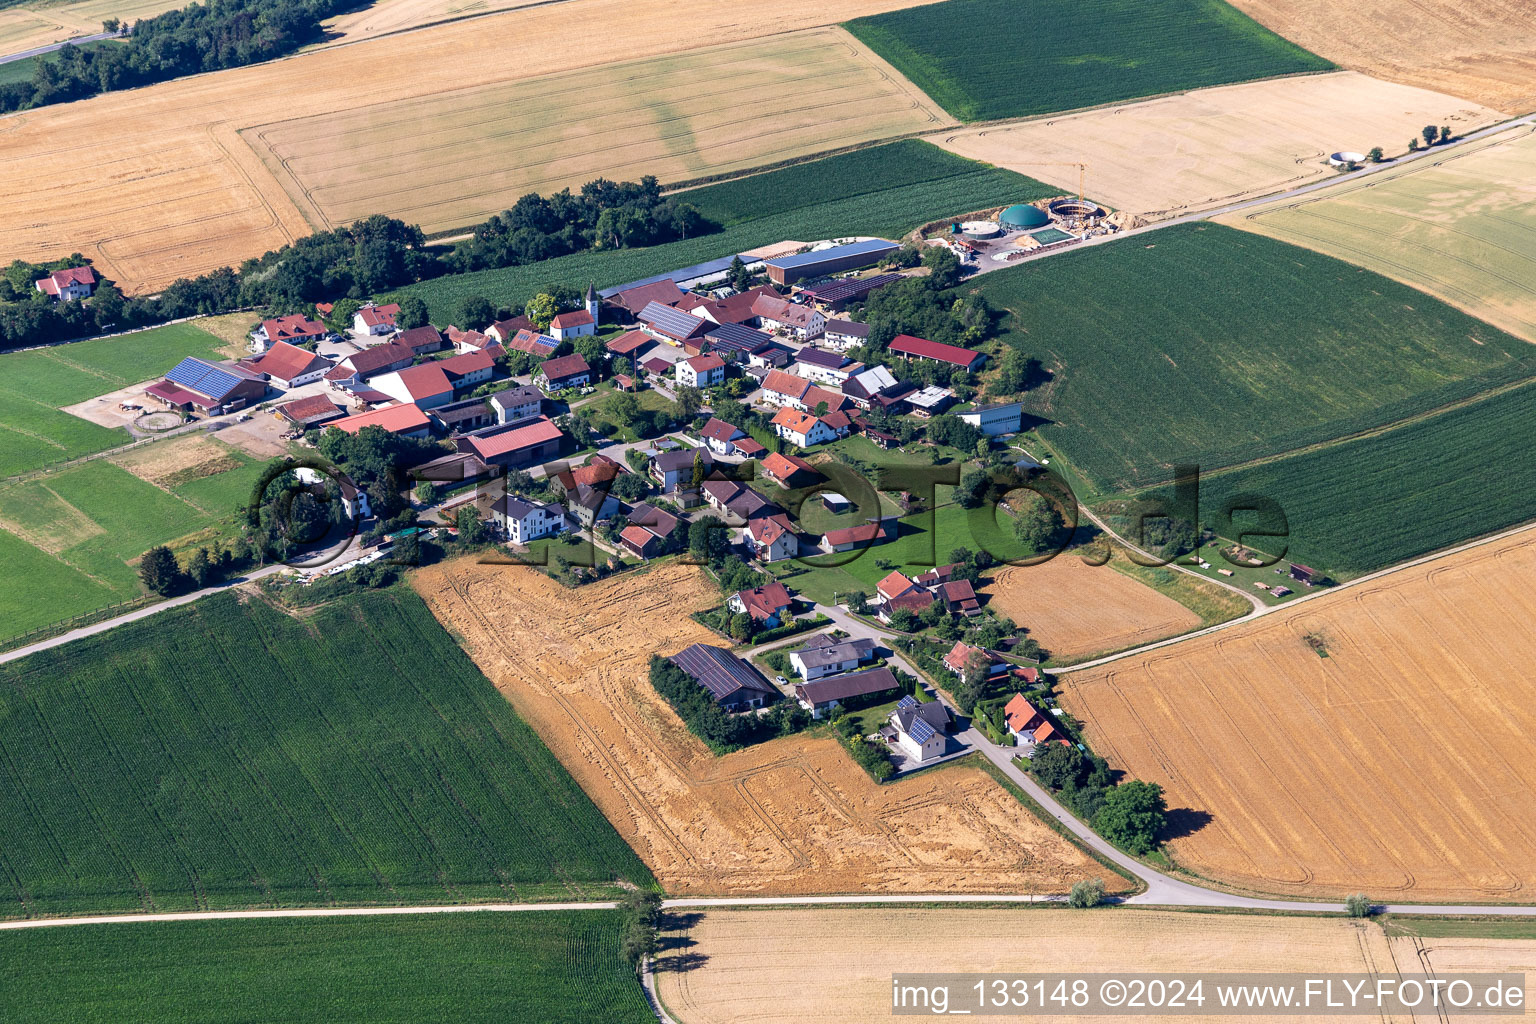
[639, 301, 706, 339]
[704, 322, 772, 352]
[801, 273, 902, 304]
[765, 239, 898, 271]
[908, 716, 937, 743]
[165, 358, 245, 400]
[668, 644, 772, 702]
[896, 695, 918, 709]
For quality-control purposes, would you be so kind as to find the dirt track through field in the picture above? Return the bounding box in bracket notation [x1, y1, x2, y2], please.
[1227, 0, 1536, 114]
[412, 559, 1116, 896]
[932, 72, 1500, 221]
[657, 907, 1404, 1023]
[0, 0, 936, 293]
[1061, 530, 1536, 902]
[982, 556, 1200, 661]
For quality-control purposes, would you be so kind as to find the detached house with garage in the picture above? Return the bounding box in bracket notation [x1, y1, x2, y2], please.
[885, 695, 952, 762]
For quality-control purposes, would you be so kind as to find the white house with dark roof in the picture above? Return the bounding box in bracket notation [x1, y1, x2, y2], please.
[491, 495, 567, 544]
[822, 319, 870, 350]
[788, 634, 875, 680]
[490, 385, 543, 425]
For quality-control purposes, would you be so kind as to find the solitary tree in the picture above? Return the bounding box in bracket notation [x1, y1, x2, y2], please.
[1368, 146, 1384, 163]
[1068, 878, 1106, 908]
[139, 546, 185, 596]
[1438, 125, 1451, 144]
[1344, 893, 1373, 918]
[457, 295, 494, 331]
[394, 295, 428, 330]
[1422, 124, 1439, 147]
[524, 293, 559, 330]
[186, 547, 215, 589]
[1094, 780, 1168, 855]
[1408, 137, 1420, 152]
[456, 506, 487, 545]
[1013, 494, 1065, 554]
[673, 385, 703, 421]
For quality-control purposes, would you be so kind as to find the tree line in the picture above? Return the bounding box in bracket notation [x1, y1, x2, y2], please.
[0, 0, 365, 113]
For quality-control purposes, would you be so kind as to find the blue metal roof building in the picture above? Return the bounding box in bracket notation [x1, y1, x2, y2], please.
[764, 239, 900, 285]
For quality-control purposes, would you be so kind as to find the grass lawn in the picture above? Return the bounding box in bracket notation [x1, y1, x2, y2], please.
[844, 697, 904, 736]
[977, 223, 1536, 496]
[844, 0, 1331, 122]
[1383, 916, 1536, 940]
[1105, 556, 1255, 626]
[390, 143, 1055, 323]
[1160, 538, 1309, 606]
[0, 322, 229, 478]
[0, 528, 120, 640]
[0, 911, 655, 1023]
[0, 588, 653, 918]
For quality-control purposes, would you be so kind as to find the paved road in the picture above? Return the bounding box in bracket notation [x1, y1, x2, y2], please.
[950, 113, 1536, 277]
[0, 31, 117, 66]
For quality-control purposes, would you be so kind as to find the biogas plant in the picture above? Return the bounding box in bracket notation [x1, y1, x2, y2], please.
[935, 197, 1125, 265]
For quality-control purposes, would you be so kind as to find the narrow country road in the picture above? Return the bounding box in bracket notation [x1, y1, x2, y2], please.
[0, 31, 117, 66]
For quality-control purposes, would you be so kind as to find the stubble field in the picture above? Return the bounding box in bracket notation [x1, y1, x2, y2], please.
[981, 555, 1202, 662]
[1226, 0, 1536, 113]
[247, 28, 951, 233]
[412, 559, 1119, 896]
[0, 0, 941, 293]
[657, 907, 1402, 1023]
[1223, 124, 1536, 344]
[0, 0, 177, 57]
[933, 72, 1499, 220]
[1061, 529, 1536, 902]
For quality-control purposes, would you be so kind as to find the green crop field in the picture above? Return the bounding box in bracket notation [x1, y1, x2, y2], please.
[844, 0, 1332, 122]
[681, 140, 990, 227]
[0, 911, 655, 1023]
[0, 528, 118, 638]
[0, 588, 653, 919]
[1193, 380, 1536, 578]
[0, 322, 228, 478]
[391, 143, 1054, 322]
[978, 223, 1536, 496]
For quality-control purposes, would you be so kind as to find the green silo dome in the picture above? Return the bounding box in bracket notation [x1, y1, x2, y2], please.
[1001, 204, 1049, 228]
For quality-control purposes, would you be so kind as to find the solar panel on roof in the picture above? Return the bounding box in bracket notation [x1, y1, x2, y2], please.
[640, 301, 704, 339]
[764, 239, 898, 270]
[166, 358, 242, 400]
[896, 695, 918, 709]
[908, 717, 937, 743]
[705, 322, 771, 352]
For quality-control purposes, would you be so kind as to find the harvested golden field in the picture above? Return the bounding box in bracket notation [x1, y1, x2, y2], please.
[1392, 934, 1536, 1016]
[1222, 124, 1536, 344]
[982, 555, 1201, 661]
[411, 559, 1117, 896]
[319, 0, 562, 44]
[248, 27, 950, 232]
[0, 0, 936, 293]
[1228, 0, 1536, 113]
[657, 907, 1399, 1024]
[931, 72, 1499, 220]
[0, 0, 176, 55]
[1061, 528, 1536, 902]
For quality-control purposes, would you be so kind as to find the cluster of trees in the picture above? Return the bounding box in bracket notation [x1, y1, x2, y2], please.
[1029, 743, 1167, 854]
[617, 890, 663, 971]
[0, 0, 365, 113]
[647, 655, 807, 752]
[832, 712, 895, 780]
[445, 177, 708, 273]
[856, 249, 991, 355]
[1410, 124, 1453, 152]
[138, 540, 250, 596]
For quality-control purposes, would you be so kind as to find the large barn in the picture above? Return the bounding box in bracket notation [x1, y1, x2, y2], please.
[146, 357, 267, 415]
[763, 239, 899, 286]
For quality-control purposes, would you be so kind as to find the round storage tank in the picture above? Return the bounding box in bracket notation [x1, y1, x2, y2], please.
[960, 220, 1002, 239]
[1000, 204, 1050, 229]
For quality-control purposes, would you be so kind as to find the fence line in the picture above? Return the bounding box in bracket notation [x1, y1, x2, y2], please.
[3, 419, 209, 484]
[3, 308, 261, 356]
